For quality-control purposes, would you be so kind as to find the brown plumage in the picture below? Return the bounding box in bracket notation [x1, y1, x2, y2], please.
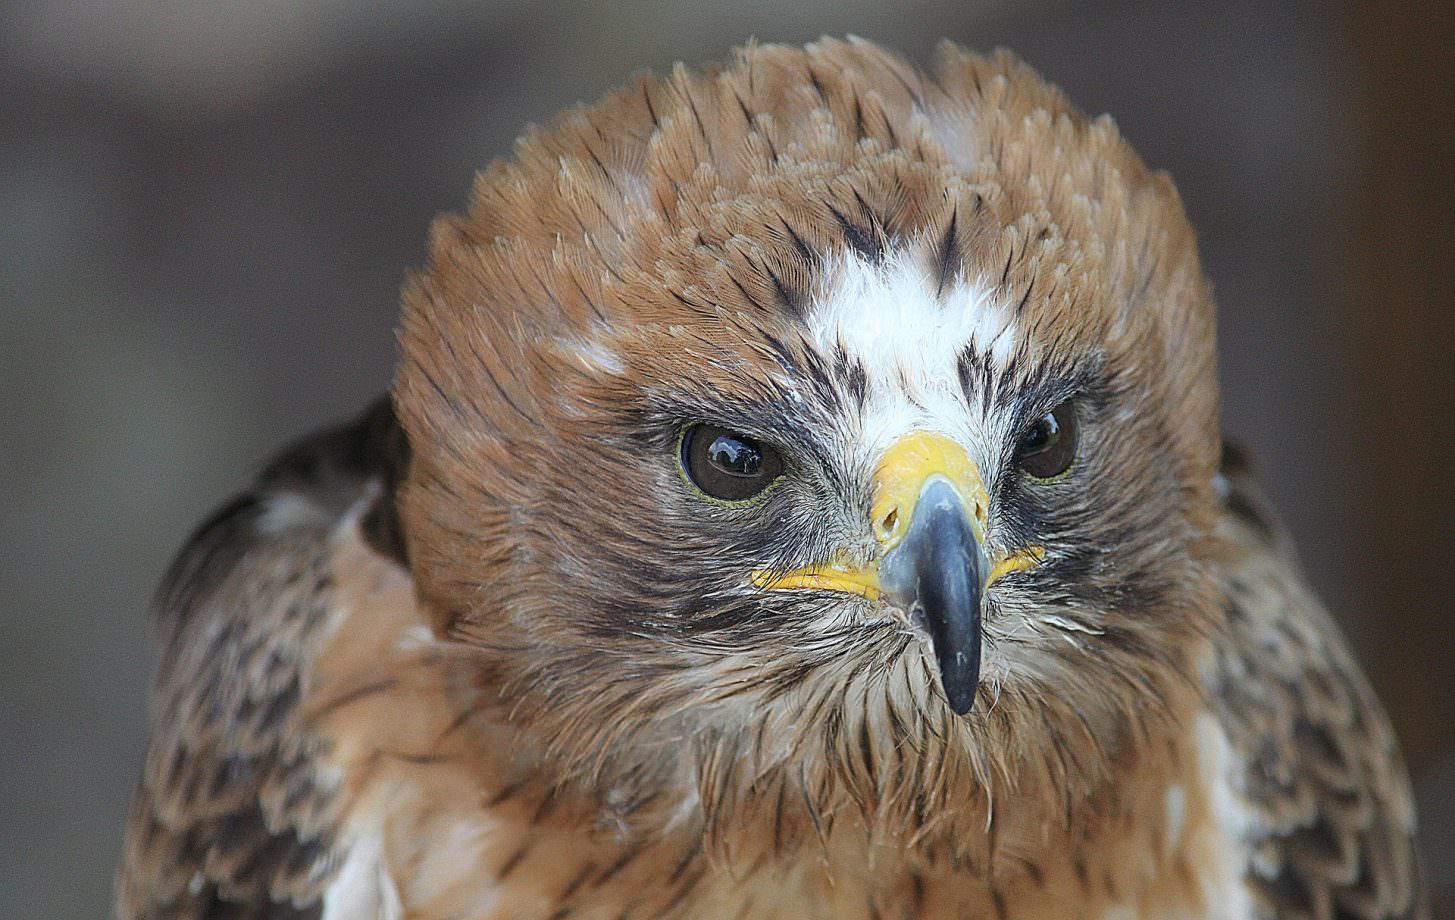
[118, 38, 1425, 919]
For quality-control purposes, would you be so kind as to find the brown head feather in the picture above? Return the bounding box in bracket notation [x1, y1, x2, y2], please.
[393, 36, 1220, 862]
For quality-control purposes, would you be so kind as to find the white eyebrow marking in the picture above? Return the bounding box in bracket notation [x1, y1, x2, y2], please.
[805, 248, 1022, 459]
[808, 248, 1019, 379]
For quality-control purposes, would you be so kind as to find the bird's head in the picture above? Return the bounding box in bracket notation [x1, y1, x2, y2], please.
[394, 39, 1222, 846]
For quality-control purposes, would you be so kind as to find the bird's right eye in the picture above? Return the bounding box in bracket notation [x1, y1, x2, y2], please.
[680, 424, 784, 503]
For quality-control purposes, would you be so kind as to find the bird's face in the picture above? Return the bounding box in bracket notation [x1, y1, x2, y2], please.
[508, 244, 1211, 730]
[395, 40, 1222, 827]
[642, 252, 1130, 720]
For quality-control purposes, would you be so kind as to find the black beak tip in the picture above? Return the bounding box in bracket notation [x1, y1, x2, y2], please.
[942, 678, 977, 716]
[941, 662, 979, 715]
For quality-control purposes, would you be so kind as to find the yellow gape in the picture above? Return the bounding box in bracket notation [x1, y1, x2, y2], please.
[754, 431, 1042, 597]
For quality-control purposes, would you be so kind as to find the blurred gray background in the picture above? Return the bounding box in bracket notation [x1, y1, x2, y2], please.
[3, 0, 1452, 915]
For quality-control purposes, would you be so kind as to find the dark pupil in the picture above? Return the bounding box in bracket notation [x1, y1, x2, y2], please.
[708, 435, 762, 476]
[1022, 414, 1059, 454]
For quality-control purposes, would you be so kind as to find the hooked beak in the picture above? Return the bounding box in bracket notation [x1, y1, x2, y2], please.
[878, 476, 986, 714]
[753, 432, 1042, 715]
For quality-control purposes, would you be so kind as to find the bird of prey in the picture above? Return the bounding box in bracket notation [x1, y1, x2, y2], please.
[118, 38, 1426, 920]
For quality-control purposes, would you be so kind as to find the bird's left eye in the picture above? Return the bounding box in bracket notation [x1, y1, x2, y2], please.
[1014, 400, 1078, 480]
[680, 424, 784, 502]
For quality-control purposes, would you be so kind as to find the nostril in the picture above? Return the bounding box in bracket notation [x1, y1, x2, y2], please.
[877, 508, 899, 537]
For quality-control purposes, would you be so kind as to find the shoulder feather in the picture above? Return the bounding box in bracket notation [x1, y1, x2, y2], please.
[118, 398, 408, 919]
[1210, 441, 1427, 919]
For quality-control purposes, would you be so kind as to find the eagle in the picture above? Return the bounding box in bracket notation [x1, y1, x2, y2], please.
[118, 38, 1427, 919]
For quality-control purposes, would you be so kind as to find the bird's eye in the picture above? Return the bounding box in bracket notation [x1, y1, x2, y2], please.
[1014, 400, 1078, 480]
[680, 424, 784, 502]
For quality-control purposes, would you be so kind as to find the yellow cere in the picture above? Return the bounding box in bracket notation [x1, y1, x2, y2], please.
[870, 431, 990, 549]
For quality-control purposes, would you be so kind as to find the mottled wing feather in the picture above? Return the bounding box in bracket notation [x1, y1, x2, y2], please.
[1212, 444, 1427, 919]
[118, 399, 408, 919]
